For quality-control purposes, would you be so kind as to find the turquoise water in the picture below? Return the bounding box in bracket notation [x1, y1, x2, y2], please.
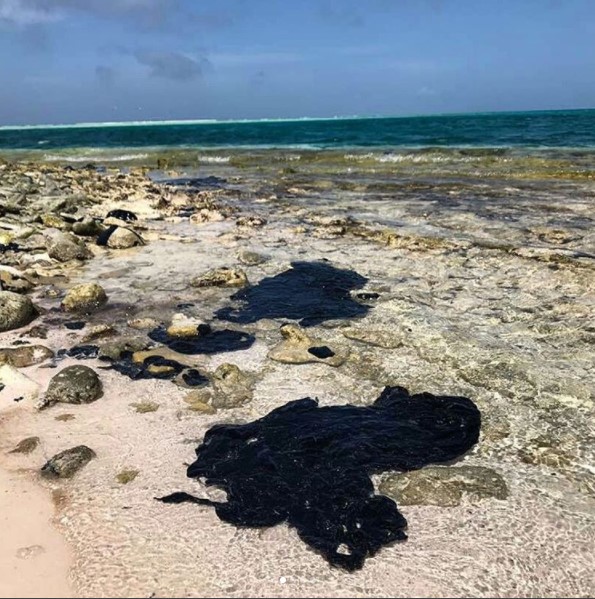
[1, 109, 594, 151]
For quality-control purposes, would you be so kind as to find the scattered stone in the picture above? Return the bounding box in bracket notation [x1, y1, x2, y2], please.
[98, 337, 151, 360]
[40, 213, 69, 230]
[61, 283, 108, 313]
[236, 215, 267, 228]
[166, 313, 209, 338]
[0, 291, 38, 332]
[237, 250, 267, 266]
[127, 317, 160, 330]
[210, 363, 253, 409]
[8, 436, 40, 454]
[46, 232, 92, 262]
[269, 324, 349, 367]
[82, 324, 117, 342]
[105, 226, 144, 249]
[42, 365, 103, 408]
[379, 466, 509, 507]
[342, 327, 403, 349]
[72, 218, 106, 237]
[183, 391, 217, 414]
[22, 325, 49, 339]
[190, 267, 248, 288]
[0, 345, 53, 367]
[131, 400, 159, 413]
[16, 545, 46, 560]
[41, 445, 96, 479]
[116, 469, 139, 484]
[0, 265, 33, 293]
[190, 208, 227, 223]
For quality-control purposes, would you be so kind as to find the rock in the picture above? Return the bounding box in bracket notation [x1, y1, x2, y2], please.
[8, 436, 40, 454]
[379, 466, 509, 507]
[236, 215, 267, 228]
[269, 324, 349, 367]
[184, 391, 217, 414]
[127, 317, 160, 330]
[41, 445, 96, 479]
[190, 267, 248, 288]
[61, 283, 108, 313]
[72, 218, 106, 237]
[106, 227, 144, 249]
[46, 232, 91, 262]
[42, 365, 103, 408]
[40, 213, 69, 230]
[210, 364, 253, 409]
[0, 345, 54, 367]
[22, 325, 49, 339]
[82, 324, 117, 342]
[237, 250, 267, 266]
[342, 327, 403, 349]
[98, 336, 151, 360]
[0, 265, 33, 293]
[190, 208, 227, 223]
[0, 291, 38, 332]
[0, 364, 40, 407]
[166, 313, 209, 338]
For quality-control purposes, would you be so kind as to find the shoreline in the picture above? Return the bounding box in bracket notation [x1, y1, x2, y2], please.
[0, 454, 73, 598]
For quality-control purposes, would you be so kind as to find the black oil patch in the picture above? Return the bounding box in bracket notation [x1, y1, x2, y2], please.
[106, 209, 138, 222]
[307, 345, 335, 359]
[63, 321, 86, 330]
[215, 261, 369, 326]
[57, 345, 100, 360]
[182, 369, 209, 388]
[356, 292, 380, 301]
[96, 225, 117, 246]
[158, 386, 481, 571]
[148, 326, 255, 355]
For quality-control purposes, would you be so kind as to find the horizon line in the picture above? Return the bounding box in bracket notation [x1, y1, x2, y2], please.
[1, 107, 594, 131]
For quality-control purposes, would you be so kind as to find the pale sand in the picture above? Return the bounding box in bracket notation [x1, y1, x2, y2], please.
[0, 460, 73, 598]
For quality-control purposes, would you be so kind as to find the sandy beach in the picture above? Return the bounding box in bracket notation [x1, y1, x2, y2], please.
[1, 151, 594, 597]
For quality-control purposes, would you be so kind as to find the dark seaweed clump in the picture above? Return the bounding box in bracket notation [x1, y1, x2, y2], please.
[106, 209, 138, 222]
[215, 261, 369, 326]
[148, 325, 254, 355]
[101, 351, 208, 387]
[159, 386, 481, 571]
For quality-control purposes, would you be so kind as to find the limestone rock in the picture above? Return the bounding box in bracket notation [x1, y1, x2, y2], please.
[379, 466, 509, 507]
[72, 218, 106, 237]
[106, 227, 144, 249]
[184, 391, 217, 414]
[42, 365, 103, 408]
[127, 317, 160, 330]
[190, 208, 227, 223]
[269, 324, 349, 367]
[0, 265, 33, 293]
[61, 283, 107, 313]
[82, 324, 117, 342]
[0, 345, 54, 368]
[237, 250, 267, 266]
[236, 215, 267, 228]
[0, 291, 38, 332]
[46, 232, 91, 262]
[210, 363, 253, 409]
[41, 445, 96, 479]
[190, 267, 248, 288]
[166, 313, 209, 338]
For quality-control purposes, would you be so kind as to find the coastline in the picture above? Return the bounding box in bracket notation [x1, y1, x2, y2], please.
[0, 152, 593, 597]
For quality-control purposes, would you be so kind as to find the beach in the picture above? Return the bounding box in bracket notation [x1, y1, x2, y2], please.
[1, 120, 594, 597]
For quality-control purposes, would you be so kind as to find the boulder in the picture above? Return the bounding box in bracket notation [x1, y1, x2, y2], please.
[0, 291, 37, 332]
[46, 232, 92, 262]
[190, 267, 248, 288]
[42, 365, 103, 407]
[61, 283, 107, 313]
[41, 445, 96, 479]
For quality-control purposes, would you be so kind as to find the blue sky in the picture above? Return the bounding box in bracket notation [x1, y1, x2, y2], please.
[1, 0, 594, 125]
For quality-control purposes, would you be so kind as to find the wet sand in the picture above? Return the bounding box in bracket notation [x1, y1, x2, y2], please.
[0, 152, 594, 597]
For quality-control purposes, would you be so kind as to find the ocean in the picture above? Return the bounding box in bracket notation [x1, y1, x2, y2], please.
[1, 109, 595, 152]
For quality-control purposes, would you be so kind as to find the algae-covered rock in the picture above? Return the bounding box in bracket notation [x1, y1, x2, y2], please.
[379, 466, 509, 507]
[41, 445, 96, 479]
[61, 283, 108, 313]
[46, 232, 91, 262]
[0, 291, 38, 332]
[191, 267, 248, 288]
[43, 365, 103, 407]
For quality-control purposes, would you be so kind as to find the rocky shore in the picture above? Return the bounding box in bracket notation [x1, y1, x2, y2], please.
[0, 155, 593, 597]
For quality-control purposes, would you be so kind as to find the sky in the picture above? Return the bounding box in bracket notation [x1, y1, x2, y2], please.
[1, 0, 594, 125]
